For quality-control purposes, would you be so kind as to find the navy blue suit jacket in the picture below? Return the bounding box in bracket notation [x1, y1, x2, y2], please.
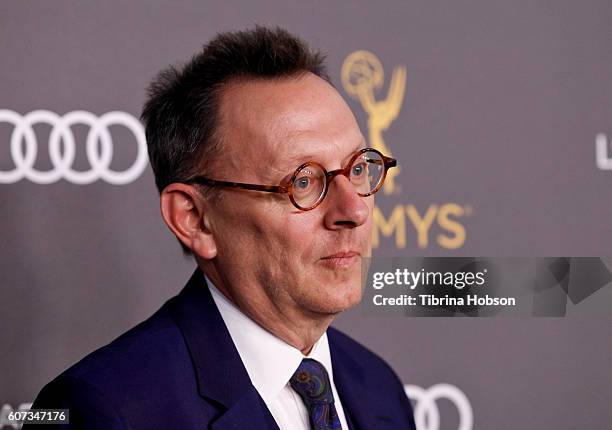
[27, 269, 416, 429]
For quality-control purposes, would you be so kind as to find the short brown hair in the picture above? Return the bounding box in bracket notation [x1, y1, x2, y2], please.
[141, 26, 330, 254]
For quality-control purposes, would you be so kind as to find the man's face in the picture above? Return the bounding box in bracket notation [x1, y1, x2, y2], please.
[204, 73, 373, 319]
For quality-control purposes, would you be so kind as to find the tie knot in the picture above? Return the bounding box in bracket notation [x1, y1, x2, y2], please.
[290, 358, 334, 405]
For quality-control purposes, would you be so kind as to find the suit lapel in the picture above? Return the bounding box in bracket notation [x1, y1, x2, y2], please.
[170, 269, 279, 430]
[210, 386, 279, 430]
[170, 269, 397, 430]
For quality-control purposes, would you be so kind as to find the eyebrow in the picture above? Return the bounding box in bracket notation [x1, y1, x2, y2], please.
[280, 143, 365, 172]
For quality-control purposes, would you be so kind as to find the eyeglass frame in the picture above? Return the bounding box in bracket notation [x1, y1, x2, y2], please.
[184, 147, 397, 211]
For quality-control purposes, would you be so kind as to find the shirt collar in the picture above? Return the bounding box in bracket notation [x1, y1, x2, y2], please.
[205, 274, 334, 404]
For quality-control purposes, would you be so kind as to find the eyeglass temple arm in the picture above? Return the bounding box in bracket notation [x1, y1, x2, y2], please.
[367, 156, 397, 168]
[383, 156, 397, 168]
[187, 176, 289, 193]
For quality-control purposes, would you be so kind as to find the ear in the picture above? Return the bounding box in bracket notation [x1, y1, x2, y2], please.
[160, 183, 217, 259]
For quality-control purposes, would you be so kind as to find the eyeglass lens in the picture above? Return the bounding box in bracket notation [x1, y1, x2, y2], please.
[291, 150, 385, 209]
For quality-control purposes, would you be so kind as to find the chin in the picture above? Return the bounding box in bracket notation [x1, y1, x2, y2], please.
[308, 280, 363, 315]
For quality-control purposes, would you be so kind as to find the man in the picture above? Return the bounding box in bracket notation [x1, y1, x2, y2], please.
[27, 26, 416, 429]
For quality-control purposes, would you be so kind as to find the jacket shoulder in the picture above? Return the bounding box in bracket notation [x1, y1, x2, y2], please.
[327, 326, 416, 429]
[57, 297, 186, 385]
[328, 326, 405, 386]
[30, 296, 203, 426]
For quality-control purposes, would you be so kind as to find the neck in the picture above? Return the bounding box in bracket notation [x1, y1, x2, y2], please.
[201, 264, 334, 355]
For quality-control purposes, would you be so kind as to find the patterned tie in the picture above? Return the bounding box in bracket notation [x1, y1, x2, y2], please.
[289, 358, 343, 430]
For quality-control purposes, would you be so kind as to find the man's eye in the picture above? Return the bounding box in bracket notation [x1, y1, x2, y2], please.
[352, 162, 366, 177]
[295, 177, 311, 190]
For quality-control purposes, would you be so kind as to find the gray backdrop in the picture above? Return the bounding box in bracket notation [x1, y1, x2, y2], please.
[1, 1, 611, 429]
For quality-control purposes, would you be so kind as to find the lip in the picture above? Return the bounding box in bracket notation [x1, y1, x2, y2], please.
[319, 251, 361, 269]
[322, 251, 360, 259]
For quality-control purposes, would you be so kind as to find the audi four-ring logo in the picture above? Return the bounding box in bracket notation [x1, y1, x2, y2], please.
[405, 383, 474, 430]
[0, 109, 148, 185]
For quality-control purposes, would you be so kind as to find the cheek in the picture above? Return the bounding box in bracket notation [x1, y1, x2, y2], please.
[212, 206, 271, 262]
[275, 214, 320, 252]
[362, 200, 375, 251]
[249, 214, 312, 271]
[273, 232, 317, 272]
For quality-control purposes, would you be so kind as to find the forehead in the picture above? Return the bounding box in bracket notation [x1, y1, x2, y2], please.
[216, 73, 364, 178]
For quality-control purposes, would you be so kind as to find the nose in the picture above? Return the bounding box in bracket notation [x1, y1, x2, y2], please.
[322, 175, 370, 230]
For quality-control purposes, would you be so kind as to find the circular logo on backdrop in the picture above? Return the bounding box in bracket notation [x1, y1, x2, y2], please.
[0, 109, 148, 185]
[405, 383, 474, 430]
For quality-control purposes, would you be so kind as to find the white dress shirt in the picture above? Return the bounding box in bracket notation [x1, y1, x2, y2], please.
[207, 277, 350, 430]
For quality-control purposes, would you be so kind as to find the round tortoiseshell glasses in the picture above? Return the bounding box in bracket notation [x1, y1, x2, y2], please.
[185, 148, 397, 211]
